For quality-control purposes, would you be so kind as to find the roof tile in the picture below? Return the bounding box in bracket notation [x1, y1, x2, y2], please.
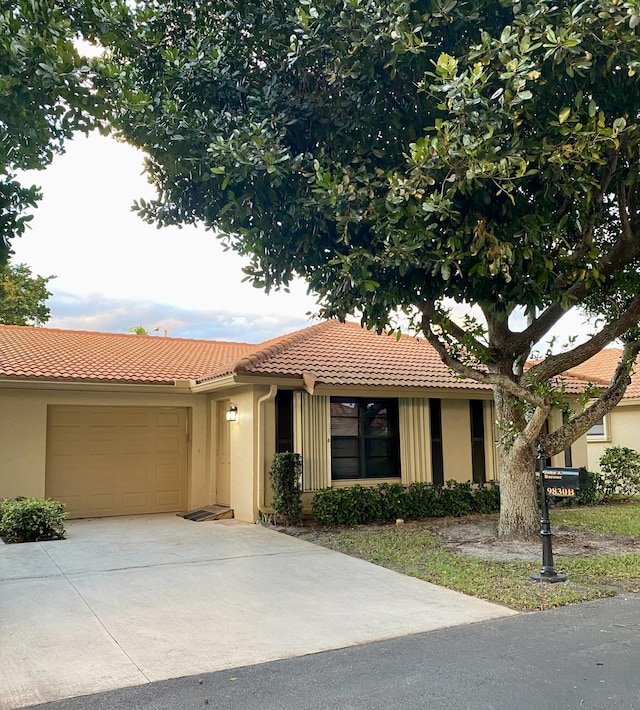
[564, 348, 640, 399]
[0, 321, 590, 395]
[0, 326, 253, 383]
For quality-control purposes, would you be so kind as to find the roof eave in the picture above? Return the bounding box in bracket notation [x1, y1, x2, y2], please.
[0, 377, 192, 393]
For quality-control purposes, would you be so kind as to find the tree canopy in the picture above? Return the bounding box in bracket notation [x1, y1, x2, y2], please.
[0, 0, 127, 264]
[108, 0, 640, 538]
[0, 261, 54, 326]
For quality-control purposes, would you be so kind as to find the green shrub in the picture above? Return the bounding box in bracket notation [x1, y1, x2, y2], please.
[598, 446, 640, 499]
[268, 452, 303, 525]
[311, 480, 501, 526]
[573, 470, 602, 506]
[471, 481, 501, 513]
[0, 497, 67, 543]
[440, 480, 474, 516]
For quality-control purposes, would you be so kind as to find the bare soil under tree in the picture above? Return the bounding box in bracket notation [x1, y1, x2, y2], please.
[284, 514, 640, 563]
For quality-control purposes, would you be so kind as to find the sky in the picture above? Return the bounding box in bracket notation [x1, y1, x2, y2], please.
[11, 132, 599, 349]
[12, 133, 321, 343]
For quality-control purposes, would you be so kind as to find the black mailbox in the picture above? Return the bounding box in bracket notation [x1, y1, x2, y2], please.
[541, 467, 588, 498]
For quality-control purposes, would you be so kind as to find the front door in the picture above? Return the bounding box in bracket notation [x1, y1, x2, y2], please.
[215, 400, 231, 506]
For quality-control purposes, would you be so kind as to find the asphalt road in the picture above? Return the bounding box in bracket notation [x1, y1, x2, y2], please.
[26, 594, 640, 710]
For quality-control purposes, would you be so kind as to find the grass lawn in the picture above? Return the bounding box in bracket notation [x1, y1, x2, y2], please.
[293, 502, 640, 611]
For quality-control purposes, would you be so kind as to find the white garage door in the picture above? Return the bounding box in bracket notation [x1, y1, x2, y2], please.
[46, 406, 188, 518]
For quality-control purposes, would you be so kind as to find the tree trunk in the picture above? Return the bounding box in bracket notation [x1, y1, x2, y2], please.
[497, 439, 539, 540]
[494, 388, 540, 540]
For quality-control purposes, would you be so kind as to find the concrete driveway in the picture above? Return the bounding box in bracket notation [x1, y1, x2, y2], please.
[0, 514, 516, 709]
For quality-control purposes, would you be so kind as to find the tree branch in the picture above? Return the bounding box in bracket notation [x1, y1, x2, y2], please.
[420, 308, 548, 407]
[426, 302, 491, 361]
[542, 339, 640, 456]
[524, 293, 640, 384]
[521, 403, 553, 450]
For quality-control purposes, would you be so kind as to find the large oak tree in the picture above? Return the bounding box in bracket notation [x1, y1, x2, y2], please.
[108, 0, 640, 538]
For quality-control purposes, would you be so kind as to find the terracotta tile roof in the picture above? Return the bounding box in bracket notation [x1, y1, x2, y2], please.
[0, 325, 253, 384]
[0, 320, 590, 395]
[564, 348, 640, 399]
[220, 320, 485, 389]
[199, 320, 585, 392]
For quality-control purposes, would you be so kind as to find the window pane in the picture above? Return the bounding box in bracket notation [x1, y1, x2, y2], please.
[587, 418, 605, 437]
[331, 416, 359, 436]
[332, 458, 360, 479]
[365, 438, 393, 458]
[366, 457, 398, 478]
[364, 409, 389, 436]
[332, 438, 359, 458]
[331, 401, 359, 436]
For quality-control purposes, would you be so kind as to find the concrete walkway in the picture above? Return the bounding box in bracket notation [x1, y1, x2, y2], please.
[0, 514, 516, 709]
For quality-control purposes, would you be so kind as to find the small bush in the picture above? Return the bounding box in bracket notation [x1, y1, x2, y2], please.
[598, 446, 640, 499]
[0, 497, 67, 543]
[269, 452, 303, 525]
[573, 470, 602, 506]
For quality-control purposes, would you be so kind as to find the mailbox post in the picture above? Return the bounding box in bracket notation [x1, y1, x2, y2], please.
[530, 446, 567, 583]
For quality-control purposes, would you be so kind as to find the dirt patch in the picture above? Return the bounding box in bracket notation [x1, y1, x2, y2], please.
[431, 519, 640, 562]
[282, 516, 640, 563]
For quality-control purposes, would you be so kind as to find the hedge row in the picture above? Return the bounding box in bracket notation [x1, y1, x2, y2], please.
[311, 472, 601, 527]
[311, 481, 500, 526]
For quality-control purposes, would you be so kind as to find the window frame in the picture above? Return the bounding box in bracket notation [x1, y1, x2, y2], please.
[586, 415, 609, 442]
[330, 397, 401, 481]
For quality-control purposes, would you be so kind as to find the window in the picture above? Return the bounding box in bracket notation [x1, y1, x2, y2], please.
[430, 399, 444, 485]
[587, 417, 605, 438]
[469, 400, 486, 484]
[275, 390, 294, 453]
[330, 398, 400, 480]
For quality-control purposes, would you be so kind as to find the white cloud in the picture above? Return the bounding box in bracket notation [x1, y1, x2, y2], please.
[13, 133, 320, 341]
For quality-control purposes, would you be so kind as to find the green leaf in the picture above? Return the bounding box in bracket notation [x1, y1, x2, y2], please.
[558, 107, 571, 124]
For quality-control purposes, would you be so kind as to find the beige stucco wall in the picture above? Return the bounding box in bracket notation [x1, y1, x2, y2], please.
[587, 401, 640, 472]
[441, 399, 474, 482]
[262, 396, 277, 511]
[0, 386, 211, 512]
[223, 387, 256, 522]
[215, 384, 276, 523]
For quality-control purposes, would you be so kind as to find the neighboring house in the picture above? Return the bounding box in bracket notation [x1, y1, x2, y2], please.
[564, 349, 640, 472]
[0, 320, 588, 521]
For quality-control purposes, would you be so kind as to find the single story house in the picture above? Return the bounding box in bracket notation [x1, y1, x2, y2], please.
[0, 320, 588, 521]
[564, 348, 640, 472]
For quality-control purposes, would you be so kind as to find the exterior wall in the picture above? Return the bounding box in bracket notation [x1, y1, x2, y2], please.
[0, 386, 211, 511]
[290, 394, 494, 517]
[214, 384, 277, 523]
[570, 433, 588, 470]
[262, 396, 277, 511]
[587, 402, 640, 472]
[441, 399, 474, 482]
[224, 387, 257, 522]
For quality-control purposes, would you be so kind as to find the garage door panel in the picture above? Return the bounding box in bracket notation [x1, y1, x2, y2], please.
[46, 406, 188, 518]
[157, 410, 183, 426]
[155, 462, 182, 480]
[121, 436, 155, 455]
[51, 410, 84, 428]
[156, 436, 182, 455]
